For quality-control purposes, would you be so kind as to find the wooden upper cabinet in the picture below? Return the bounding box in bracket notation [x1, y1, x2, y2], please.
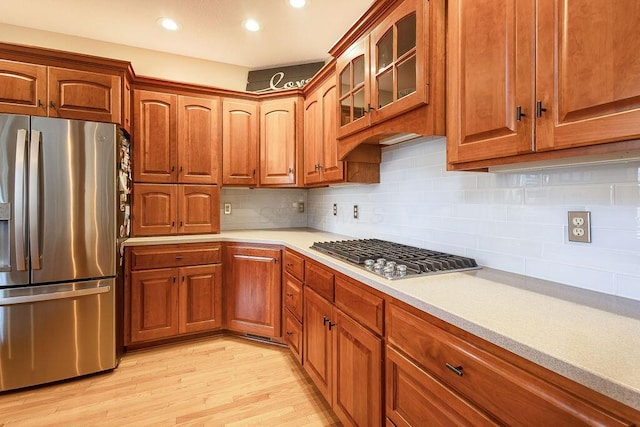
[535, 0, 640, 151]
[447, 0, 640, 168]
[369, 0, 427, 124]
[132, 183, 178, 236]
[48, 67, 121, 123]
[336, 36, 371, 138]
[222, 98, 259, 186]
[133, 90, 178, 183]
[447, 0, 535, 164]
[224, 245, 282, 338]
[178, 184, 220, 234]
[260, 98, 297, 186]
[0, 60, 47, 116]
[178, 96, 220, 184]
[305, 73, 344, 186]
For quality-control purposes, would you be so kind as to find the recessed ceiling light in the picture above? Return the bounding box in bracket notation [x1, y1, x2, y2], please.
[289, 0, 307, 8]
[244, 19, 261, 32]
[158, 17, 180, 31]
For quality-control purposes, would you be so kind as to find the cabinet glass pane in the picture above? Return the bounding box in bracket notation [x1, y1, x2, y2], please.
[377, 29, 393, 72]
[340, 66, 350, 97]
[340, 96, 351, 126]
[353, 55, 365, 88]
[397, 13, 417, 58]
[397, 55, 417, 99]
[377, 70, 393, 108]
[353, 88, 366, 119]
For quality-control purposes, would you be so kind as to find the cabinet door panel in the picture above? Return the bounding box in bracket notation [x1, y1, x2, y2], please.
[332, 307, 383, 427]
[130, 268, 179, 342]
[179, 264, 222, 333]
[178, 185, 219, 234]
[224, 246, 282, 337]
[284, 309, 303, 365]
[48, 67, 121, 123]
[222, 99, 258, 185]
[178, 96, 219, 184]
[132, 184, 177, 236]
[386, 346, 497, 427]
[447, 0, 535, 163]
[0, 60, 47, 116]
[303, 287, 333, 402]
[319, 80, 344, 183]
[536, 0, 640, 151]
[336, 38, 371, 138]
[284, 272, 303, 322]
[303, 93, 322, 185]
[133, 90, 177, 183]
[260, 98, 296, 186]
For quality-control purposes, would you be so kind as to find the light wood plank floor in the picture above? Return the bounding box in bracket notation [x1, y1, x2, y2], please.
[0, 336, 341, 426]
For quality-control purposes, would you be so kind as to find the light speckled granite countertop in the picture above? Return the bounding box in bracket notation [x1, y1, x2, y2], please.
[125, 228, 640, 410]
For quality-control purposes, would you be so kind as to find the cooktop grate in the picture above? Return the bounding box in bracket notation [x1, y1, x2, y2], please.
[311, 239, 480, 279]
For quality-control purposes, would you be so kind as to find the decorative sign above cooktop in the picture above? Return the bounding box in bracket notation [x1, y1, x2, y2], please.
[246, 61, 325, 93]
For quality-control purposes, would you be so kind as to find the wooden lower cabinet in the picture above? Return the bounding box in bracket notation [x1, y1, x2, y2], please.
[284, 309, 303, 364]
[126, 243, 222, 345]
[304, 285, 383, 427]
[224, 245, 282, 338]
[385, 346, 497, 427]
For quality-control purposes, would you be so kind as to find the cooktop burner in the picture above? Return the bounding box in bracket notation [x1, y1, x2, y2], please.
[311, 239, 480, 280]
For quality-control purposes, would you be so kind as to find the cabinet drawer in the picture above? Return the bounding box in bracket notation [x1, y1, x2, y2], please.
[386, 303, 633, 426]
[335, 276, 383, 336]
[284, 309, 303, 365]
[284, 249, 305, 281]
[305, 262, 334, 301]
[130, 244, 222, 270]
[386, 346, 497, 427]
[284, 273, 303, 322]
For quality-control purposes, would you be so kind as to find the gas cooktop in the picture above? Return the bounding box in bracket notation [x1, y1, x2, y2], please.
[311, 239, 480, 280]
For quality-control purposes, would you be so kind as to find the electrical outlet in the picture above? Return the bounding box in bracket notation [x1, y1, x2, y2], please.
[224, 203, 232, 215]
[353, 205, 359, 219]
[333, 204, 337, 216]
[298, 202, 304, 213]
[568, 211, 591, 243]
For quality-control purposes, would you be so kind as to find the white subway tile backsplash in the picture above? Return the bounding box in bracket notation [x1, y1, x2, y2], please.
[307, 137, 640, 301]
[221, 188, 307, 230]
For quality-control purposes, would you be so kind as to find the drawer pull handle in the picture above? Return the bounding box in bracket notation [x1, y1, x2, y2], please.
[328, 321, 336, 331]
[446, 363, 464, 377]
[286, 263, 293, 268]
[323, 316, 330, 326]
[175, 255, 183, 260]
[286, 293, 293, 297]
[286, 331, 293, 336]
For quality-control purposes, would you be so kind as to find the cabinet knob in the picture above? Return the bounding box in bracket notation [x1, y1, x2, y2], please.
[180, 221, 183, 227]
[286, 293, 293, 297]
[172, 276, 176, 283]
[289, 167, 293, 174]
[286, 331, 293, 336]
[328, 321, 336, 331]
[516, 106, 526, 122]
[38, 100, 44, 109]
[171, 166, 175, 172]
[323, 316, 330, 326]
[253, 169, 256, 176]
[286, 263, 293, 268]
[445, 363, 464, 377]
[49, 101, 56, 109]
[179, 166, 183, 172]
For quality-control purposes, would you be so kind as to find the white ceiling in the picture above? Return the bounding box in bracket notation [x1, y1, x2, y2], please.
[0, 0, 374, 69]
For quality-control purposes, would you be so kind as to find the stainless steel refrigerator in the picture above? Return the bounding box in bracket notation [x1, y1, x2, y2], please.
[0, 114, 117, 392]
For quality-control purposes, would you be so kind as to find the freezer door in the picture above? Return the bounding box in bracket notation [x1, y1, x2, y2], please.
[30, 118, 116, 284]
[0, 114, 30, 288]
[0, 278, 116, 391]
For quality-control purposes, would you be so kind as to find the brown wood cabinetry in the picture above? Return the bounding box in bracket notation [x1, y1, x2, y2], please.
[259, 97, 300, 186]
[133, 89, 219, 184]
[222, 98, 259, 186]
[283, 249, 305, 362]
[303, 260, 384, 427]
[126, 243, 222, 345]
[447, 0, 640, 170]
[331, 0, 445, 160]
[224, 245, 282, 338]
[0, 58, 122, 123]
[386, 300, 638, 426]
[132, 183, 219, 236]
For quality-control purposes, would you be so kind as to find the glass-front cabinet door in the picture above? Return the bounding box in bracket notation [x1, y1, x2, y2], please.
[336, 37, 371, 138]
[370, 0, 427, 123]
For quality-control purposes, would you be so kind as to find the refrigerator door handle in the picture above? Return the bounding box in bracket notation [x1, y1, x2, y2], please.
[14, 129, 28, 271]
[29, 130, 42, 270]
[0, 284, 110, 306]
